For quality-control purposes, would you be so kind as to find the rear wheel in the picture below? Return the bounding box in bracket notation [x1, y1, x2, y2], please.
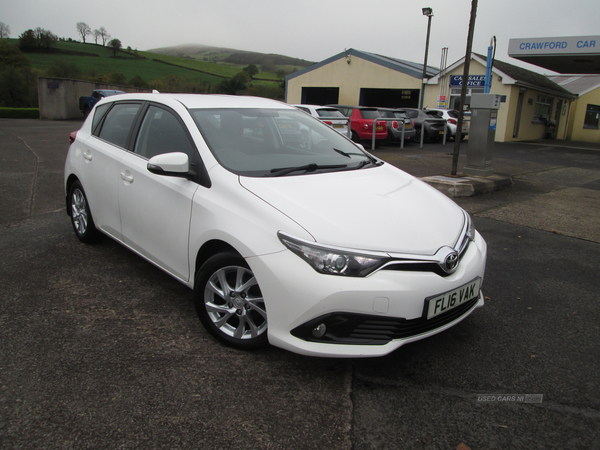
[351, 131, 360, 143]
[194, 252, 268, 350]
[68, 181, 100, 243]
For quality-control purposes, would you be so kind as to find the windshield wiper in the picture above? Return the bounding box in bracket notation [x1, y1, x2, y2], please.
[270, 163, 347, 177]
[354, 158, 383, 170]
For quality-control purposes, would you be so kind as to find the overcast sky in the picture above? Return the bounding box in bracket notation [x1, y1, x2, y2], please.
[2, 0, 598, 74]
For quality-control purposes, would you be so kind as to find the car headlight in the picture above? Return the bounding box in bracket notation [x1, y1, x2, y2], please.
[278, 232, 390, 277]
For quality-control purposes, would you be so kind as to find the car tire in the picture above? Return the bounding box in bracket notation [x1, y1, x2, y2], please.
[351, 131, 360, 143]
[68, 180, 100, 243]
[194, 252, 268, 350]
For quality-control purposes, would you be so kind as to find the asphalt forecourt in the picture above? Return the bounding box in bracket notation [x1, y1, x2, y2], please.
[1, 119, 598, 449]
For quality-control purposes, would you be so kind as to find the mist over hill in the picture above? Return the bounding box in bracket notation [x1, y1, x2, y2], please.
[149, 44, 314, 70]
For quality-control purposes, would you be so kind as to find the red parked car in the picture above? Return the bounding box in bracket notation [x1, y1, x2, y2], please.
[328, 105, 388, 143]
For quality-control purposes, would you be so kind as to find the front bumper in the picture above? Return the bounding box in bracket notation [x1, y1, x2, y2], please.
[248, 231, 487, 358]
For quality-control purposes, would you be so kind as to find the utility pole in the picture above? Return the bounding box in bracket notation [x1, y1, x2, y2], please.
[451, 0, 478, 176]
[419, 7, 434, 110]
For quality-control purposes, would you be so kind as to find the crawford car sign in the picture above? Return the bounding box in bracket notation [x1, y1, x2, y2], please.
[509, 35, 599, 55]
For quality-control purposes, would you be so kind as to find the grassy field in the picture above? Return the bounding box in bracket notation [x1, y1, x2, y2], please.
[10, 39, 285, 85]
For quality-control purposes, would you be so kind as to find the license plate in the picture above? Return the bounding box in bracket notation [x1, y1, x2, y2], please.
[426, 278, 481, 319]
[405, 123, 411, 129]
[439, 130, 445, 135]
[334, 124, 345, 129]
[376, 125, 383, 131]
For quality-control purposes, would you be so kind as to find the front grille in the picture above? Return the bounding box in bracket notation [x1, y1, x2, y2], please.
[291, 296, 479, 345]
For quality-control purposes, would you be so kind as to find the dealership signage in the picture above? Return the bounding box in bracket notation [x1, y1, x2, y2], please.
[449, 75, 486, 87]
[509, 35, 599, 55]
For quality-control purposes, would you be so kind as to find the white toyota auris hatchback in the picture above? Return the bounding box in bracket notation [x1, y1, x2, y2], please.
[64, 93, 487, 357]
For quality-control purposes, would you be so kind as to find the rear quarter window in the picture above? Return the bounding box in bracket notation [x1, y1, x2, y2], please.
[95, 103, 141, 148]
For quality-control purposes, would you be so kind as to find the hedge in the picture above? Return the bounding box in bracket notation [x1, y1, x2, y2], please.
[0, 108, 40, 119]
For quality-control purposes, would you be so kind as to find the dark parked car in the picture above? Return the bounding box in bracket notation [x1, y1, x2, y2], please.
[377, 108, 417, 143]
[327, 105, 388, 143]
[79, 89, 125, 116]
[397, 108, 447, 142]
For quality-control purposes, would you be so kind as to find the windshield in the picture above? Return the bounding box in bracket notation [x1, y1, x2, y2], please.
[360, 109, 382, 119]
[316, 108, 345, 119]
[191, 108, 375, 177]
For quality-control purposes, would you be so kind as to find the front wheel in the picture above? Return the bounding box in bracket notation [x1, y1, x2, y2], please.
[194, 253, 268, 350]
[68, 181, 100, 243]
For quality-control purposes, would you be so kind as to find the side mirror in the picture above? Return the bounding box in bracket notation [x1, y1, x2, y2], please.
[147, 152, 191, 178]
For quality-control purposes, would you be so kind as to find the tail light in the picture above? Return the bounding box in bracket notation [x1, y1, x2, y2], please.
[323, 121, 333, 126]
[448, 119, 457, 125]
[392, 121, 399, 129]
[69, 131, 77, 144]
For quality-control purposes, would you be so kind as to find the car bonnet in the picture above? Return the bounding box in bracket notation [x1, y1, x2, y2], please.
[239, 164, 465, 255]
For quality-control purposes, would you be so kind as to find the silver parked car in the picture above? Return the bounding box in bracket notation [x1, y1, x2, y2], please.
[292, 104, 350, 138]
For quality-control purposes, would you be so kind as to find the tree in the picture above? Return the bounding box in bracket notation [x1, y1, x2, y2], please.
[0, 41, 37, 108]
[98, 27, 110, 46]
[76, 22, 91, 43]
[217, 72, 250, 95]
[129, 75, 149, 89]
[18, 29, 36, 51]
[92, 29, 101, 44]
[0, 40, 30, 68]
[33, 27, 58, 50]
[108, 38, 121, 57]
[0, 22, 10, 39]
[45, 59, 82, 79]
[243, 64, 259, 79]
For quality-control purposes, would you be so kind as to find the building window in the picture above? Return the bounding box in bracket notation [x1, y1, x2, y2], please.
[449, 87, 485, 112]
[532, 95, 553, 124]
[583, 104, 600, 129]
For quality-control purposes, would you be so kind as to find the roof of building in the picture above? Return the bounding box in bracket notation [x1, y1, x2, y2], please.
[285, 48, 438, 82]
[548, 75, 600, 97]
[475, 53, 574, 97]
[428, 53, 576, 98]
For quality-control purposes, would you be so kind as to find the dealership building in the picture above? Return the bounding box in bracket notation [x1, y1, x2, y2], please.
[285, 36, 600, 143]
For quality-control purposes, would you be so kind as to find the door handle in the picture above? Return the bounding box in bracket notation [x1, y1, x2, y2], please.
[120, 171, 134, 183]
[83, 149, 92, 161]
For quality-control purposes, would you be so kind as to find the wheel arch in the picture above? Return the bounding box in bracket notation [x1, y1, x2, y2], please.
[65, 174, 81, 216]
[194, 239, 241, 280]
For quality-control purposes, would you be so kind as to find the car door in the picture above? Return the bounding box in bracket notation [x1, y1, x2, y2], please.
[82, 101, 143, 241]
[118, 104, 199, 282]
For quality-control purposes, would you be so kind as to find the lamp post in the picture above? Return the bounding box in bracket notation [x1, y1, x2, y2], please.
[419, 7, 433, 110]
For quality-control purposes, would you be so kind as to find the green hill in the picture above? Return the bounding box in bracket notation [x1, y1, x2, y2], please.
[8, 39, 313, 85]
[1, 38, 312, 106]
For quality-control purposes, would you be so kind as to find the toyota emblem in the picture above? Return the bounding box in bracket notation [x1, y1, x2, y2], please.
[444, 252, 459, 273]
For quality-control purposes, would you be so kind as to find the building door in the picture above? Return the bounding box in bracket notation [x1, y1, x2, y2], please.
[513, 92, 524, 138]
[301, 87, 339, 105]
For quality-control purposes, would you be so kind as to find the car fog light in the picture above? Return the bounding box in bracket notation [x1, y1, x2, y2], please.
[312, 323, 327, 338]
